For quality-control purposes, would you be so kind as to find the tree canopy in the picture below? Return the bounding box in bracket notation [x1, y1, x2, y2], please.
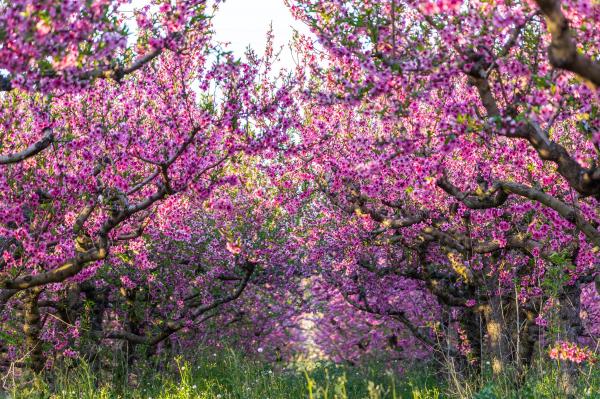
[0, 1, 598, 391]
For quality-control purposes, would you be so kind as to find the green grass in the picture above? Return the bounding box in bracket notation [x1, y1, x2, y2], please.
[2, 350, 441, 399]
[2, 351, 598, 398]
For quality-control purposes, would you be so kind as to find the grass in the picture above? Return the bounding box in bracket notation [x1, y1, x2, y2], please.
[1, 350, 598, 398]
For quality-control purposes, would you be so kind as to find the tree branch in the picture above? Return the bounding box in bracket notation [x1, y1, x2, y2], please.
[0, 128, 54, 165]
[438, 176, 600, 248]
[0, 48, 164, 93]
[533, 0, 600, 87]
[103, 262, 255, 346]
[468, 58, 600, 197]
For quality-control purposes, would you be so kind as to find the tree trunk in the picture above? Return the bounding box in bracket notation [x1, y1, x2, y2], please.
[482, 298, 508, 377]
[23, 288, 44, 372]
[461, 308, 482, 368]
[557, 283, 583, 398]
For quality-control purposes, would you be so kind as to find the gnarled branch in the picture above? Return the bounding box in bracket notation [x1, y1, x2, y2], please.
[534, 0, 600, 87]
[0, 128, 54, 165]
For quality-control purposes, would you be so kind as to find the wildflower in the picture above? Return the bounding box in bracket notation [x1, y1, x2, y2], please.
[63, 349, 78, 358]
[36, 20, 51, 36]
[120, 275, 136, 289]
[498, 220, 510, 232]
[226, 241, 242, 254]
[534, 315, 548, 327]
[548, 341, 595, 364]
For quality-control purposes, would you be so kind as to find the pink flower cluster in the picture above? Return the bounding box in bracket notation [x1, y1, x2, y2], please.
[548, 341, 596, 364]
[420, 0, 462, 15]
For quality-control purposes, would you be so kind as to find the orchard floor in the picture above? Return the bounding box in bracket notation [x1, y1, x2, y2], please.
[2, 351, 598, 399]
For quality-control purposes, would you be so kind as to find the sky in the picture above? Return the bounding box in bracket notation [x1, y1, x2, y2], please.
[122, 0, 310, 70]
[211, 0, 310, 69]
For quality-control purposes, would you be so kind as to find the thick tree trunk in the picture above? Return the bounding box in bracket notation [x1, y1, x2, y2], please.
[123, 288, 144, 366]
[482, 298, 508, 377]
[557, 283, 583, 398]
[502, 303, 543, 386]
[80, 283, 109, 368]
[519, 311, 540, 370]
[461, 308, 482, 368]
[23, 288, 44, 372]
[435, 306, 454, 372]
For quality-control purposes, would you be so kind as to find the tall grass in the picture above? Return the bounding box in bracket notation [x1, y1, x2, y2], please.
[2, 350, 598, 398]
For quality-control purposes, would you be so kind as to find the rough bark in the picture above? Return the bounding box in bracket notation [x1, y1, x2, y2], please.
[557, 283, 584, 398]
[534, 0, 600, 88]
[482, 298, 509, 377]
[23, 288, 44, 372]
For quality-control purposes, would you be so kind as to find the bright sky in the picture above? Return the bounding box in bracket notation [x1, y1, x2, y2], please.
[123, 0, 310, 70]
[211, 0, 310, 70]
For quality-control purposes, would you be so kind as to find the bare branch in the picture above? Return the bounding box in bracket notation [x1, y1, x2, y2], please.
[0, 48, 164, 93]
[0, 128, 53, 165]
[3, 245, 108, 290]
[127, 169, 160, 195]
[468, 57, 600, 197]
[438, 176, 600, 248]
[534, 0, 600, 87]
[102, 262, 254, 346]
